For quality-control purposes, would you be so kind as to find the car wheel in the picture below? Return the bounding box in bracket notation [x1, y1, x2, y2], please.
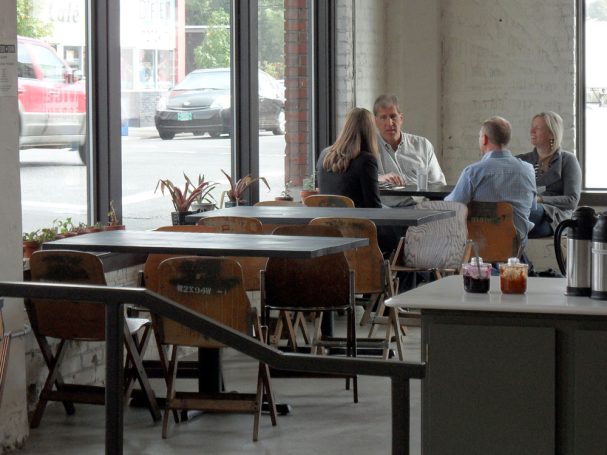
[78, 144, 87, 165]
[272, 110, 286, 135]
[159, 131, 175, 140]
[193, 130, 204, 136]
[209, 131, 221, 138]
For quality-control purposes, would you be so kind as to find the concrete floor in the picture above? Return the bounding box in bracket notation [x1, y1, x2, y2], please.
[17, 324, 423, 455]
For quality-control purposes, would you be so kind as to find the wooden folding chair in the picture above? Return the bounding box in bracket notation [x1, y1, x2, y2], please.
[196, 216, 267, 291]
[467, 201, 519, 263]
[269, 224, 343, 348]
[303, 194, 355, 208]
[27, 250, 160, 428]
[308, 217, 395, 357]
[261, 250, 358, 402]
[153, 256, 277, 441]
[0, 307, 10, 407]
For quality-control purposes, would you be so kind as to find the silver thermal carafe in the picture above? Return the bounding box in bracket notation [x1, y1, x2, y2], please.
[591, 212, 607, 300]
[554, 206, 597, 296]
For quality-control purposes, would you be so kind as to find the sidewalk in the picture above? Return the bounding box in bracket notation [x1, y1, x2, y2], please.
[122, 126, 158, 139]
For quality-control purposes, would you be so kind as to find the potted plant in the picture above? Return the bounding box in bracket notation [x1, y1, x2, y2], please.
[189, 175, 218, 213]
[54, 217, 76, 237]
[275, 180, 294, 202]
[300, 173, 319, 201]
[23, 229, 42, 259]
[105, 200, 126, 230]
[220, 169, 270, 208]
[156, 173, 217, 225]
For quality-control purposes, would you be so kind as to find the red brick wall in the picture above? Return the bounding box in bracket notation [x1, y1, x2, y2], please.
[284, 0, 311, 186]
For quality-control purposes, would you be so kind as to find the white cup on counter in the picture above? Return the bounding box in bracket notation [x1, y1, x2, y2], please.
[417, 166, 428, 191]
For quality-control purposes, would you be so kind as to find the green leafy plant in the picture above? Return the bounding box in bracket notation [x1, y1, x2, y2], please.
[220, 169, 270, 206]
[302, 173, 316, 190]
[22, 229, 41, 243]
[278, 180, 294, 200]
[156, 173, 217, 213]
[107, 201, 121, 226]
[54, 217, 74, 234]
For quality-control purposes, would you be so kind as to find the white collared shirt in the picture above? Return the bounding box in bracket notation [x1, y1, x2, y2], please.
[377, 132, 446, 185]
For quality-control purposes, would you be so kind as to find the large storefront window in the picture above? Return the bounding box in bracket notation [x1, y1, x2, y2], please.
[19, 0, 89, 233]
[121, 0, 233, 229]
[584, 0, 607, 189]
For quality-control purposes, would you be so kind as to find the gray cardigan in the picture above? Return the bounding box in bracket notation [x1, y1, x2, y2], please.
[517, 148, 582, 230]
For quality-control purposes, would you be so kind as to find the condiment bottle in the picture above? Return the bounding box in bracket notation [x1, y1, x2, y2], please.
[462, 257, 492, 293]
[499, 257, 528, 294]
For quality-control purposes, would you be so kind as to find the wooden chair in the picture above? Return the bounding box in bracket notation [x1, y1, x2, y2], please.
[303, 194, 355, 208]
[0, 307, 9, 407]
[309, 217, 396, 358]
[255, 200, 300, 206]
[196, 216, 267, 291]
[269, 224, 343, 348]
[261, 250, 358, 402]
[27, 250, 160, 428]
[466, 201, 519, 263]
[153, 256, 277, 440]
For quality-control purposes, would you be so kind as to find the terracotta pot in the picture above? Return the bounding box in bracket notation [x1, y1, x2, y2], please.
[300, 189, 319, 202]
[83, 227, 103, 234]
[104, 224, 126, 231]
[23, 240, 41, 259]
[275, 196, 294, 202]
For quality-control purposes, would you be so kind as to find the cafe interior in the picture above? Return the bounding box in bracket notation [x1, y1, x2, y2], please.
[1, 0, 607, 454]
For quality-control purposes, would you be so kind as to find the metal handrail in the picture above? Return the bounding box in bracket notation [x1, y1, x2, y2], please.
[0, 281, 425, 455]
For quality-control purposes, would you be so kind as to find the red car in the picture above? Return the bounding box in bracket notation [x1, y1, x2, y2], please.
[17, 36, 87, 162]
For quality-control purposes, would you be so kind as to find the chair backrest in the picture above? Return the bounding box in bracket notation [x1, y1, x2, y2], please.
[144, 225, 219, 292]
[255, 200, 300, 207]
[194, 216, 265, 290]
[196, 215, 263, 233]
[402, 201, 468, 269]
[466, 201, 518, 263]
[271, 224, 343, 238]
[303, 194, 355, 208]
[154, 257, 252, 348]
[28, 250, 107, 341]
[263, 253, 351, 312]
[309, 217, 385, 294]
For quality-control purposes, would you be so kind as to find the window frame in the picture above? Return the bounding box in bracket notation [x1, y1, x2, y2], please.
[89, 0, 335, 218]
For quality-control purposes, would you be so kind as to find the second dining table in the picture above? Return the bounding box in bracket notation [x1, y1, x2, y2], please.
[185, 205, 455, 226]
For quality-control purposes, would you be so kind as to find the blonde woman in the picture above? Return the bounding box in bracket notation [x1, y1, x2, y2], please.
[316, 107, 382, 208]
[517, 112, 581, 238]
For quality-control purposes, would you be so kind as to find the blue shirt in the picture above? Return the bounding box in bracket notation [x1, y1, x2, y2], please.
[445, 150, 537, 241]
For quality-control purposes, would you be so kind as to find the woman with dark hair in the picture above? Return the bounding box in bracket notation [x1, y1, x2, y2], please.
[316, 107, 382, 208]
[517, 111, 581, 238]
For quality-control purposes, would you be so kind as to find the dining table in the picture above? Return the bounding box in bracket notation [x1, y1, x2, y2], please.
[385, 275, 607, 455]
[185, 205, 455, 226]
[379, 183, 454, 200]
[41, 229, 369, 408]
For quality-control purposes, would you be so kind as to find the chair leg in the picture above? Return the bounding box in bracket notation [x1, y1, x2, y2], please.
[349, 306, 358, 404]
[256, 322, 278, 427]
[123, 324, 160, 422]
[293, 311, 311, 345]
[390, 308, 404, 361]
[155, 335, 180, 423]
[162, 346, 180, 439]
[124, 324, 152, 401]
[368, 299, 386, 338]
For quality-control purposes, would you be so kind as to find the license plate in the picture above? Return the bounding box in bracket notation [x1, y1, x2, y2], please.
[177, 112, 193, 121]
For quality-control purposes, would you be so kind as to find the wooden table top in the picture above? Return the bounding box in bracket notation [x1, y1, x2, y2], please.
[185, 205, 455, 226]
[41, 230, 369, 259]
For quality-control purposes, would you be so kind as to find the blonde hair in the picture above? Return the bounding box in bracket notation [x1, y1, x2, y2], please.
[323, 107, 379, 173]
[533, 111, 563, 150]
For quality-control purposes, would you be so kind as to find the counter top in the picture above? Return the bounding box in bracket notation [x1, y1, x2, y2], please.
[385, 275, 607, 316]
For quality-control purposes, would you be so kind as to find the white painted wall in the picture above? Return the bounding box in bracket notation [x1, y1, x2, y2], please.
[0, 0, 30, 450]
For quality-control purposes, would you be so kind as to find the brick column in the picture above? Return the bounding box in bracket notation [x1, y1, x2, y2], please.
[284, 0, 310, 186]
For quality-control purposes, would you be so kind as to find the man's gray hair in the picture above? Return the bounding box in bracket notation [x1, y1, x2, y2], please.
[533, 111, 563, 150]
[373, 94, 401, 116]
[481, 116, 512, 147]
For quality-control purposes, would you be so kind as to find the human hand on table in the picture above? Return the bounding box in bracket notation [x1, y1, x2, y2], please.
[379, 172, 404, 186]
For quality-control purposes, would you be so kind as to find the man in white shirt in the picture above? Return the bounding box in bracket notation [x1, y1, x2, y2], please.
[373, 94, 446, 187]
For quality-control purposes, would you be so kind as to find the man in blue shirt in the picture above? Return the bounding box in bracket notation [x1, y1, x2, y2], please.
[445, 116, 537, 242]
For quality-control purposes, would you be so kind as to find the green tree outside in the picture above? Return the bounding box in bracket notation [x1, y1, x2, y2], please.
[194, 9, 231, 69]
[16, 0, 53, 38]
